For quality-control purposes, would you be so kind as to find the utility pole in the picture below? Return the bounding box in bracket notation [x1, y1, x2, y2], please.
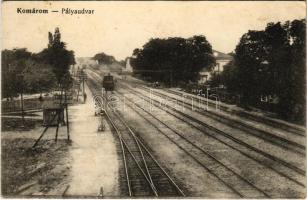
[80, 70, 87, 103]
[81, 70, 85, 104]
[170, 69, 173, 88]
[83, 77, 85, 98]
[72, 64, 75, 77]
[65, 90, 70, 141]
[55, 88, 63, 142]
[77, 83, 80, 102]
[20, 86, 25, 127]
[17, 74, 25, 127]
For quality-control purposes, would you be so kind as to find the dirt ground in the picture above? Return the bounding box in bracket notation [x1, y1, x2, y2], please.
[1, 84, 120, 197]
[1, 117, 41, 132]
[1, 116, 71, 197]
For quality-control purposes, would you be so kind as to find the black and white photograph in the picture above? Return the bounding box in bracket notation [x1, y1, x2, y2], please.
[1, 1, 306, 198]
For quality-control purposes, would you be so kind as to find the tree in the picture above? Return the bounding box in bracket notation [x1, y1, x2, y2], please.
[1, 48, 32, 99]
[234, 30, 268, 105]
[278, 19, 306, 121]
[37, 27, 76, 86]
[22, 60, 56, 95]
[218, 19, 306, 122]
[1, 28, 75, 102]
[130, 35, 215, 85]
[93, 52, 116, 65]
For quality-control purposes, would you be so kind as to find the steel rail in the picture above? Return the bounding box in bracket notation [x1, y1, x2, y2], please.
[140, 86, 305, 154]
[124, 85, 306, 175]
[118, 86, 305, 187]
[164, 88, 306, 136]
[87, 77, 133, 196]
[113, 111, 158, 194]
[134, 135, 186, 197]
[87, 73, 185, 197]
[115, 90, 271, 198]
[104, 110, 159, 197]
[114, 110, 185, 197]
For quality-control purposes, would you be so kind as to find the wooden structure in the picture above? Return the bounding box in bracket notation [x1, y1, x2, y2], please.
[42, 100, 65, 126]
[32, 93, 71, 148]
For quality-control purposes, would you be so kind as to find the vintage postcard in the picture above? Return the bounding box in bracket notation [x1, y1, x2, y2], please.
[1, 1, 306, 198]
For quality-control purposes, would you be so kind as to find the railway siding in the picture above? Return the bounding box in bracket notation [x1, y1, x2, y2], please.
[85, 67, 305, 198]
[131, 87, 305, 170]
[166, 88, 306, 136]
[143, 87, 305, 149]
[115, 88, 305, 198]
[117, 87, 305, 184]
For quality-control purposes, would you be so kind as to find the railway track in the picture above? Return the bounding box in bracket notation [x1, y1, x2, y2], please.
[87, 68, 305, 179]
[116, 84, 305, 187]
[164, 88, 306, 137]
[88, 66, 305, 137]
[87, 76, 185, 197]
[137, 86, 305, 155]
[115, 89, 305, 197]
[86, 68, 305, 197]
[114, 90, 274, 198]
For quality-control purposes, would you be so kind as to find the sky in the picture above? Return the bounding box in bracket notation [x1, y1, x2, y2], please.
[2, 1, 306, 60]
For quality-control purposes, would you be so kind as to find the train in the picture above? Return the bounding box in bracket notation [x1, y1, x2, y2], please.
[102, 73, 115, 91]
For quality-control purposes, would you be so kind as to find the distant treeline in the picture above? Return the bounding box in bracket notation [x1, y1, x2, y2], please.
[2, 28, 76, 100]
[92, 52, 125, 66]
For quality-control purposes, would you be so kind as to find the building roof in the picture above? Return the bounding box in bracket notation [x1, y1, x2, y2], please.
[199, 50, 233, 73]
[213, 50, 233, 60]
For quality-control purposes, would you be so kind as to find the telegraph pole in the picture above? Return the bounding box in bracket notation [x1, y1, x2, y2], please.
[170, 69, 173, 88]
[65, 90, 70, 140]
[83, 77, 85, 98]
[80, 69, 86, 103]
[17, 74, 25, 127]
[20, 86, 25, 127]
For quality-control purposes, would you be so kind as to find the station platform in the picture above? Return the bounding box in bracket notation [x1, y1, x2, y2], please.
[64, 84, 120, 197]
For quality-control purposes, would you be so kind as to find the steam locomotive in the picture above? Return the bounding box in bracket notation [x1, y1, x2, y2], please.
[102, 73, 115, 91]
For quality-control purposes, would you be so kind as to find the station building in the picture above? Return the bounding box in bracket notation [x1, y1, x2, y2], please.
[124, 58, 133, 73]
[198, 50, 233, 84]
